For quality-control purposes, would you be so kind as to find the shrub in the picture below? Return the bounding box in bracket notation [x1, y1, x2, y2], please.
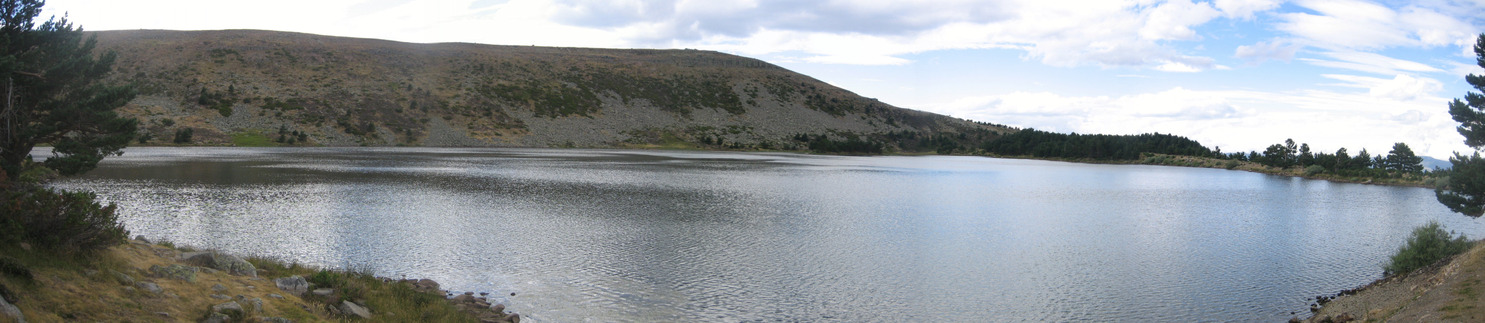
[1304, 165, 1326, 176]
[1223, 159, 1240, 170]
[1384, 221, 1473, 276]
[0, 186, 129, 254]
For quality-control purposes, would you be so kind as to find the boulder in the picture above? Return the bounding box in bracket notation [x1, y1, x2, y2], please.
[0, 293, 23, 323]
[212, 301, 243, 315]
[136, 282, 163, 294]
[339, 300, 372, 319]
[201, 312, 230, 323]
[245, 297, 263, 313]
[148, 264, 198, 282]
[185, 252, 258, 277]
[274, 276, 309, 296]
[211, 284, 227, 292]
[109, 270, 135, 286]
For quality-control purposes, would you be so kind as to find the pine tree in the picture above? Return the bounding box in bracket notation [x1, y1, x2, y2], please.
[1437, 33, 1485, 216]
[0, 0, 137, 179]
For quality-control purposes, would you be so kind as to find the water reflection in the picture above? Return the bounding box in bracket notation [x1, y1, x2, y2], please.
[46, 147, 1484, 322]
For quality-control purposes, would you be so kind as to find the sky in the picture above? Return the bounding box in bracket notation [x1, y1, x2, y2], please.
[40, 0, 1485, 158]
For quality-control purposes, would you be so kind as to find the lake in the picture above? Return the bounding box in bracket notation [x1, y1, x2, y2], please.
[44, 147, 1484, 322]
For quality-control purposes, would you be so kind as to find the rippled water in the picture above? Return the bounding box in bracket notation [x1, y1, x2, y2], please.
[43, 147, 1485, 322]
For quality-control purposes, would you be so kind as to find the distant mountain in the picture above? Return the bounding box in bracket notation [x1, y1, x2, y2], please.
[90, 30, 1010, 152]
[1423, 156, 1452, 170]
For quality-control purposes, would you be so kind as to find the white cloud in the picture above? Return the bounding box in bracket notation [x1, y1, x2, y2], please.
[1322, 74, 1444, 101]
[1301, 51, 1443, 75]
[1214, 0, 1282, 19]
[1276, 0, 1475, 51]
[1235, 39, 1301, 63]
[918, 86, 1467, 158]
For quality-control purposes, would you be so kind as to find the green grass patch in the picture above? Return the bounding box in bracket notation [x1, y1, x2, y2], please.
[230, 131, 279, 147]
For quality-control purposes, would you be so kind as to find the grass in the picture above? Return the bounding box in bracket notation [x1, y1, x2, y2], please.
[230, 131, 279, 147]
[0, 239, 484, 322]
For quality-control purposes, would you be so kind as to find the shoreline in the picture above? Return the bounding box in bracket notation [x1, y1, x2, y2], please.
[0, 236, 521, 322]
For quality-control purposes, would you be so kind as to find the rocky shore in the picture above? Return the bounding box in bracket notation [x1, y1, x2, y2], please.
[1301, 241, 1485, 322]
[0, 236, 519, 322]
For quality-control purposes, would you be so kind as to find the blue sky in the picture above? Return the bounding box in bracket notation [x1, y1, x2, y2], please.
[44, 0, 1485, 158]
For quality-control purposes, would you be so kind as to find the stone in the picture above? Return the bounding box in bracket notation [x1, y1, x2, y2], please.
[83, 269, 99, 276]
[260, 317, 293, 323]
[312, 288, 334, 297]
[492, 304, 505, 313]
[1335, 313, 1355, 322]
[210, 294, 230, 300]
[136, 282, 163, 294]
[0, 293, 24, 323]
[453, 294, 476, 303]
[212, 301, 243, 315]
[339, 300, 372, 319]
[134, 235, 150, 243]
[202, 312, 230, 323]
[110, 270, 135, 286]
[212, 284, 227, 292]
[148, 264, 198, 282]
[185, 252, 258, 277]
[267, 293, 284, 299]
[155, 311, 170, 317]
[274, 276, 309, 296]
[245, 297, 264, 313]
[410, 278, 440, 293]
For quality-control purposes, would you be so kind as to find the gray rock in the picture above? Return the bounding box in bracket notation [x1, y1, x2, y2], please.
[311, 288, 334, 297]
[136, 282, 163, 294]
[267, 293, 284, 299]
[110, 270, 135, 286]
[274, 276, 309, 296]
[260, 317, 293, 323]
[339, 300, 372, 319]
[246, 297, 263, 313]
[0, 294, 23, 323]
[210, 294, 230, 300]
[211, 301, 243, 314]
[185, 252, 258, 277]
[211, 284, 227, 292]
[155, 311, 170, 317]
[202, 312, 229, 323]
[148, 264, 198, 282]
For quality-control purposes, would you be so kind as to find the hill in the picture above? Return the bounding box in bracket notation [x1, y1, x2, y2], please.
[89, 29, 1010, 152]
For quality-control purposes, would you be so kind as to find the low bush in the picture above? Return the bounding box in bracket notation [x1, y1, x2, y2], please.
[1384, 221, 1473, 276]
[0, 186, 129, 254]
[1304, 165, 1326, 176]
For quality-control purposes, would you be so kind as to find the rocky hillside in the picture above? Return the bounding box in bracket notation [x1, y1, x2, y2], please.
[89, 29, 1010, 151]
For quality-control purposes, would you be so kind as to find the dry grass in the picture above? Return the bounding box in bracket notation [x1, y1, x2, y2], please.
[0, 240, 482, 322]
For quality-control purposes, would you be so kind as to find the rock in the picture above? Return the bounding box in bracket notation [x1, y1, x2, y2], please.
[312, 288, 334, 297]
[210, 294, 230, 300]
[155, 311, 170, 317]
[492, 304, 505, 313]
[212, 301, 243, 315]
[110, 270, 136, 286]
[453, 294, 476, 303]
[83, 269, 99, 276]
[1334, 312, 1355, 322]
[148, 264, 198, 282]
[246, 297, 263, 313]
[136, 282, 163, 294]
[184, 252, 258, 277]
[134, 235, 150, 243]
[267, 293, 284, 299]
[339, 300, 372, 319]
[202, 312, 230, 323]
[212, 284, 227, 292]
[0, 293, 23, 323]
[274, 276, 309, 296]
[509, 313, 520, 323]
[410, 278, 440, 293]
[260, 317, 293, 323]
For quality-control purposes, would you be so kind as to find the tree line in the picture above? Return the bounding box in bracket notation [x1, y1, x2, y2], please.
[1224, 139, 1425, 176]
[979, 129, 1212, 160]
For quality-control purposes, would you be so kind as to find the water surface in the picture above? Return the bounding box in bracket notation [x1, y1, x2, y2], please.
[46, 147, 1484, 322]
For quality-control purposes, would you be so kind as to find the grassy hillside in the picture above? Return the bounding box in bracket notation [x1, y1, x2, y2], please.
[92, 29, 1010, 152]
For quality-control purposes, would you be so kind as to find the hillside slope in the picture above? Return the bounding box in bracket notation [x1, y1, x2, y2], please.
[90, 29, 1009, 151]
